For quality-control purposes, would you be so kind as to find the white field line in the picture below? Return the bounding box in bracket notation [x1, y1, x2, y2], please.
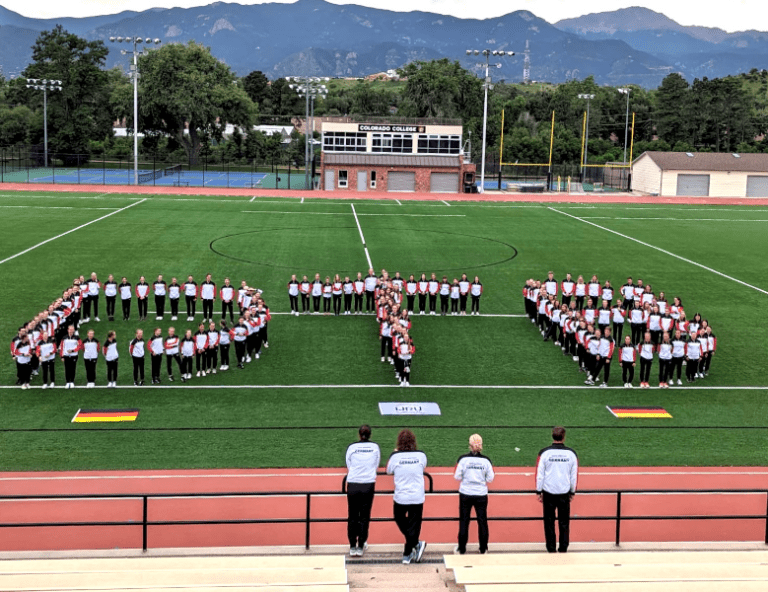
[240, 210, 465, 217]
[0, 205, 118, 210]
[583, 216, 768, 222]
[249, 195, 257, 202]
[1, 384, 766, 391]
[301, 197, 304, 204]
[2, 470, 768, 482]
[144, 311, 526, 318]
[395, 199, 402, 206]
[558, 206, 768, 213]
[350, 204, 373, 269]
[0, 199, 146, 266]
[549, 207, 768, 296]
[441, 200, 451, 206]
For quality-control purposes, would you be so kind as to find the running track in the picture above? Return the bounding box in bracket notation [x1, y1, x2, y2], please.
[1, 468, 767, 551]
[5, 181, 768, 205]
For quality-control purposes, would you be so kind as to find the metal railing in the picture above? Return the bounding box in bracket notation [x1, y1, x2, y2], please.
[1, 473, 766, 552]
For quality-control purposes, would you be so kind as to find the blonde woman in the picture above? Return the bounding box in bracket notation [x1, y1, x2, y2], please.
[454, 434, 494, 555]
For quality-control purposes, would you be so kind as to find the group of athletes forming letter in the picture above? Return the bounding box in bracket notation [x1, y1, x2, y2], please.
[10, 273, 272, 389]
[524, 273, 717, 388]
[345, 425, 578, 562]
[287, 270, 483, 316]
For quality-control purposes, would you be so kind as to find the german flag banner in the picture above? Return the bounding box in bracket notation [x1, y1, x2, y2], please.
[72, 409, 140, 423]
[607, 406, 672, 419]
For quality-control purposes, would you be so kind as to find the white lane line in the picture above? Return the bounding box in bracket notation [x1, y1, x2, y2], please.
[350, 204, 373, 269]
[249, 195, 257, 202]
[2, 470, 767, 482]
[301, 197, 304, 204]
[441, 200, 451, 206]
[0, 205, 118, 210]
[0, 199, 147, 266]
[240, 211, 465, 217]
[395, 199, 402, 206]
[549, 206, 768, 296]
[582, 217, 768, 222]
[1, 384, 766, 390]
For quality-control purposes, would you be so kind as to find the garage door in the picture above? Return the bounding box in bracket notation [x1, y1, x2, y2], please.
[324, 170, 334, 191]
[387, 172, 416, 192]
[676, 174, 710, 197]
[747, 175, 768, 197]
[430, 172, 459, 193]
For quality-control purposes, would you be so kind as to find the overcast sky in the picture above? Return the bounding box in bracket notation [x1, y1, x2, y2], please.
[3, 0, 757, 33]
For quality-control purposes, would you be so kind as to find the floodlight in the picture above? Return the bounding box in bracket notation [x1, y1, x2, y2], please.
[154, 39, 161, 44]
[507, 51, 515, 56]
[109, 36, 116, 42]
[116, 36, 123, 42]
[466, 50, 471, 55]
[121, 50, 127, 55]
[473, 50, 479, 55]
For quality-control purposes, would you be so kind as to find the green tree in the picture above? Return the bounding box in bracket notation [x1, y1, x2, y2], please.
[397, 59, 482, 120]
[130, 41, 256, 165]
[266, 78, 303, 122]
[241, 70, 271, 109]
[655, 73, 691, 146]
[0, 105, 33, 146]
[18, 25, 112, 162]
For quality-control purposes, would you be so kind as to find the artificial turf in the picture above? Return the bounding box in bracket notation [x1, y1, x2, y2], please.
[1, 190, 767, 471]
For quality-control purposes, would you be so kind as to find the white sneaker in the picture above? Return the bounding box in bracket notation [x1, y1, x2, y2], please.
[42, 384, 48, 390]
[50, 383, 55, 389]
[668, 379, 673, 385]
[196, 371, 201, 377]
[156, 316, 163, 321]
[263, 343, 269, 349]
[171, 316, 177, 321]
[414, 540, 427, 563]
[430, 311, 435, 315]
[402, 554, 412, 565]
[349, 547, 357, 557]
[677, 379, 682, 385]
[599, 382, 607, 388]
[255, 353, 260, 359]
[246, 356, 252, 363]
[572, 356, 579, 361]
[95, 317, 100, 322]
[211, 369, 217, 374]
[420, 311, 424, 315]
[87, 382, 94, 388]
[21, 384, 28, 390]
[381, 357, 385, 362]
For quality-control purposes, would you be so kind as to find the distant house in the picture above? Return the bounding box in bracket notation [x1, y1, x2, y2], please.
[632, 151, 768, 197]
[223, 124, 294, 144]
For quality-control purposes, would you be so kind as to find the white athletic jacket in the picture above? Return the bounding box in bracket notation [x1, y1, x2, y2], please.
[454, 453, 495, 496]
[536, 443, 578, 495]
[346, 441, 381, 484]
[387, 450, 428, 505]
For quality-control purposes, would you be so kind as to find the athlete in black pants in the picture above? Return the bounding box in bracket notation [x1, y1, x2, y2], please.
[129, 329, 145, 386]
[345, 425, 380, 557]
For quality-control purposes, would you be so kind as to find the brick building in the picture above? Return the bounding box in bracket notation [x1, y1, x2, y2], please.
[319, 119, 476, 193]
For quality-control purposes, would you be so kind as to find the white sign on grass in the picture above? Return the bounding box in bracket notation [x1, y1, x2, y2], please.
[378, 402, 442, 416]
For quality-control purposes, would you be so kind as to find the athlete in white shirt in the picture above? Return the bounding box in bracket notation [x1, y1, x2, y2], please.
[386, 429, 428, 564]
[454, 434, 495, 555]
[346, 425, 381, 557]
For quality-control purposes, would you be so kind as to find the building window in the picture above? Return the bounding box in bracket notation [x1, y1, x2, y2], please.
[417, 134, 461, 155]
[370, 171, 377, 189]
[338, 170, 348, 188]
[372, 133, 413, 154]
[322, 132, 367, 152]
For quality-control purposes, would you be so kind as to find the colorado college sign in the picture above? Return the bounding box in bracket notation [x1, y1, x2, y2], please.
[358, 124, 426, 133]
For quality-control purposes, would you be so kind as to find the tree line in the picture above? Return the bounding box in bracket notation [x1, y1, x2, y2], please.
[2, 26, 768, 167]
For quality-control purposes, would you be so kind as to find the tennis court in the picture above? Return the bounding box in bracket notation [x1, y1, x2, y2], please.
[1, 166, 310, 189]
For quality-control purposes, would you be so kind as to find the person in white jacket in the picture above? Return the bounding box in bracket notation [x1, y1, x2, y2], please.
[535, 426, 578, 553]
[345, 425, 381, 558]
[454, 434, 494, 555]
[387, 429, 428, 564]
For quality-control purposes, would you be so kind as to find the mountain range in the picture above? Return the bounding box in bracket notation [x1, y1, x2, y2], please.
[1, 1, 767, 88]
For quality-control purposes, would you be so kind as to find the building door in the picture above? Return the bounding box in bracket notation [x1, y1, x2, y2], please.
[430, 172, 459, 193]
[676, 174, 710, 197]
[387, 171, 416, 192]
[746, 175, 768, 197]
[324, 170, 335, 191]
[357, 170, 367, 191]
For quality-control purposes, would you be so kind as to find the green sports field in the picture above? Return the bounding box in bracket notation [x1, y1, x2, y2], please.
[1, 189, 767, 471]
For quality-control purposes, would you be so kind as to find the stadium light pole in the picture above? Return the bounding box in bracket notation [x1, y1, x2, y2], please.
[578, 93, 595, 182]
[25, 79, 62, 168]
[466, 49, 515, 193]
[618, 87, 631, 163]
[288, 77, 329, 190]
[109, 35, 162, 185]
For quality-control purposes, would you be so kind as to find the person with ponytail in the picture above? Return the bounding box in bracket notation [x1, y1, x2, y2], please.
[346, 424, 381, 558]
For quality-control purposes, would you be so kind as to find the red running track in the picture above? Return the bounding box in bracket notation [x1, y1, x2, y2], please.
[4, 182, 768, 205]
[1, 467, 767, 551]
